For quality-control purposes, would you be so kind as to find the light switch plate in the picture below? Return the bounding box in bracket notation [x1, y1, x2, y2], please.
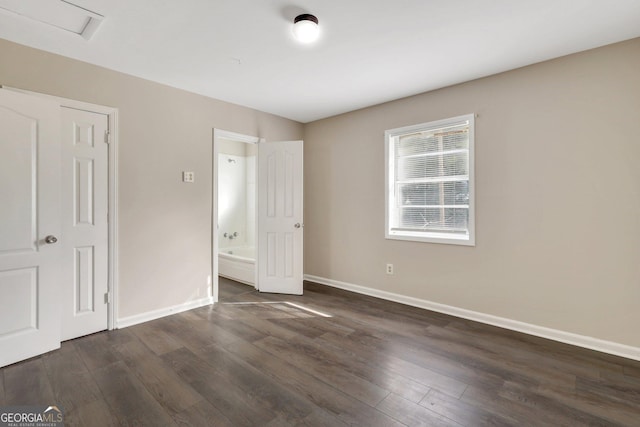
[183, 171, 195, 183]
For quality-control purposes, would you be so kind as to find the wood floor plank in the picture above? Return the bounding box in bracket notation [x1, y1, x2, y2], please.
[432, 320, 592, 386]
[623, 364, 640, 379]
[196, 343, 317, 424]
[129, 322, 184, 355]
[225, 339, 404, 427]
[462, 383, 616, 427]
[171, 399, 235, 427]
[171, 310, 241, 349]
[41, 343, 103, 413]
[421, 388, 519, 426]
[601, 369, 640, 390]
[228, 309, 299, 341]
[532, 381, 636, 426]
[415, 325, 578, 391]
[255, 335, 391, 407]
[3, 356, 55, 405]
[64, 399, 121, 427]
[446, 318, 627, 379]
[269, 315, 354, 339]
[161, 346, 277, 426]
[576, 375, 640, 407]
[92, 361, 175, 426]
[282, 327, 432, 403]
[316, 331, 461, 401]
[322, 328, 470, 397]
[264, 408, 349, 427]
[376, 392, 462, 427]
[218, 277, 254, 300]
[74, 332, 124, 372]
[498, 380, 620, 426]
[461, 384, 560, 427]
[192, 308, 269, 342]
[0, 371, 5, 405]
[340, 326, 544, 394]
[114, 339, 202, 416]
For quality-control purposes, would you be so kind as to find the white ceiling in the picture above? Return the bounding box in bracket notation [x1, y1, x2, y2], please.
[1, 0, 639, 123]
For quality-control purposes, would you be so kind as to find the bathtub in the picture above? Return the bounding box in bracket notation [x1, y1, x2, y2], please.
[219, 246, 255, 285]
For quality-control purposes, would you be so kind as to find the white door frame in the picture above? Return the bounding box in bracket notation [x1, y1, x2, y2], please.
[4, 86, 119, 331]
[212, 129, 262, 302]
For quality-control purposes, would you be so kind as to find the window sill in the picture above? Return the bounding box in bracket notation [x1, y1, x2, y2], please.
[386, 231, 475, 246]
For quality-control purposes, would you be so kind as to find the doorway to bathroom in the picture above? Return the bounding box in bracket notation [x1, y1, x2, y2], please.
[217, 135, 258, 287]
[212, 129, 304, 302]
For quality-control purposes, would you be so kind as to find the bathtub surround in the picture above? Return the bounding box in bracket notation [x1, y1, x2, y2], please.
[218, 139, 257, 252]
[217, 138, 257, 285]
[218, 153, 248, 250]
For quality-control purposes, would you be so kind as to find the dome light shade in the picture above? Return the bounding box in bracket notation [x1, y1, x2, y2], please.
[293, 14, 319, 43]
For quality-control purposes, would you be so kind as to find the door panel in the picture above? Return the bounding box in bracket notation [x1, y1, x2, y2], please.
[0, 89, 62, 368]
[75, 246, 95, 313]
[74, 157, 95, 225]
[258, 140, 303, 294]
[60, 107, 108, 341]
[0, 106, 37, 253]
[0, 267, 37, 336]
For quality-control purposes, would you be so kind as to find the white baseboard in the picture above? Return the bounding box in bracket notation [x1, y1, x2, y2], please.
[304, 274, 640, 362]
[116, 296, 214, 329]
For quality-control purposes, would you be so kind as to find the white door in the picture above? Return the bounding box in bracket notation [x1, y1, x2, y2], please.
[0, 89, 62, 367]
[60, 107, 109, 341]
[257, 140, 303, 294]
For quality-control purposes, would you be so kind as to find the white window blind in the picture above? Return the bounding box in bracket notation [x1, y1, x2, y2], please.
[385, 114, 475, 245]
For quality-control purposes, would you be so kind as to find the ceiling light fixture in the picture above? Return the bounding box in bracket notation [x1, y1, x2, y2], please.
[293, 14, 319, 44]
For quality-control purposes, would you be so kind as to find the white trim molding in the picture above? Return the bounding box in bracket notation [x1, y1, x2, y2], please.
[117, 296, 214, 329]
[304, 274, 640, 362]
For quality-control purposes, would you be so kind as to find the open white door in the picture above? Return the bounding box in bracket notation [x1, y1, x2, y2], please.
[60, 107, 109, 341]
[0, 89, 62, 367]
[257, 140, 303, 294]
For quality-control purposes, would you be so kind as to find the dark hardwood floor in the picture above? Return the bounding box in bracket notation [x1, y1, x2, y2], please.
[2, 277, 640, 426]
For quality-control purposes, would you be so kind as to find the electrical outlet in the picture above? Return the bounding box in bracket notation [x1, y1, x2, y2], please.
[386, 263, 394, 275]
[183, 171, 195, 183]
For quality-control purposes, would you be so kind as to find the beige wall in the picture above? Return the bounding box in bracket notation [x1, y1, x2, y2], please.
[0, 38, 303, 319]
[304, 38, 640, 347]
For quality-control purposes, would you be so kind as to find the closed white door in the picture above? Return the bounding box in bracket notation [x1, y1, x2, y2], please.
[60, 107, 109, 341]
[257, 140, 303, 294]
[0, 89, 62, 367]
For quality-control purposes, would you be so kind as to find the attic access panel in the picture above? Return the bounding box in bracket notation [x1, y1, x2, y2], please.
[0, 0, 103, 40]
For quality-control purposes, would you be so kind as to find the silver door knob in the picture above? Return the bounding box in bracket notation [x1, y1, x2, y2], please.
[294, 223, 301, 229]
[45, 235, 58, 244]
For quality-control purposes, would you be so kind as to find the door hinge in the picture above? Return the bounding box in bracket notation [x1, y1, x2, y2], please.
[104, 292, 111, 304]
[104, 131, 110, 144]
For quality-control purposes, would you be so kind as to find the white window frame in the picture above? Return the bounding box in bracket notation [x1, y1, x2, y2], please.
[385, 114, 475, 246]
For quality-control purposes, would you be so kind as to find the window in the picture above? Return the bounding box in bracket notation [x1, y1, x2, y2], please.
[385, 114, 475, 246]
